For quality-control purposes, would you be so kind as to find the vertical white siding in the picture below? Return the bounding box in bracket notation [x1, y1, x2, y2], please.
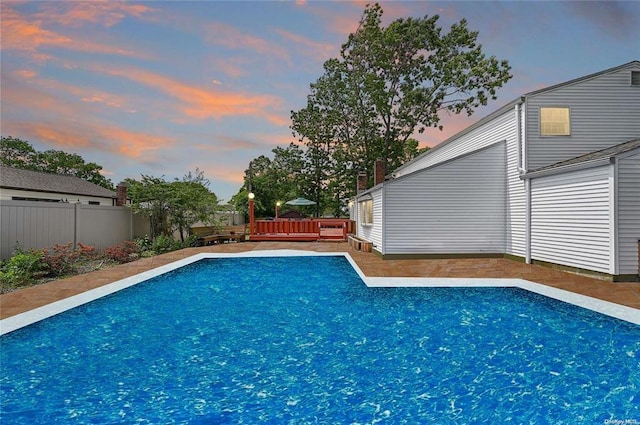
[531, 166, 612, 273]
[527, 64, 640, 169]
[356, 188, 383, 251]
[383, 142, 506, 254]
[617, 151, 640, 275]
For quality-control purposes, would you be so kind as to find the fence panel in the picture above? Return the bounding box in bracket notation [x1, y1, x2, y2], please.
[0, 200, 133, 260]
[76, 204, 132, 251]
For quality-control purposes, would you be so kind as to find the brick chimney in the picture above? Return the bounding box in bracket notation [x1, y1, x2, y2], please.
[357, 172, 368, 193]
[374, 159, 386, 186]
[116, 183, 128, 206]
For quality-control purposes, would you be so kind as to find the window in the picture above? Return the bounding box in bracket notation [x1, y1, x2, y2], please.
[632, 71, 640, 86]
[88, 201, 100, 205]
[540, 107, 570, 136]
[360, 199, 373, 225]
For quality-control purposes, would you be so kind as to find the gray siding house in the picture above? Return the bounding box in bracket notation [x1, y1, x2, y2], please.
[353, 61, 640, 280]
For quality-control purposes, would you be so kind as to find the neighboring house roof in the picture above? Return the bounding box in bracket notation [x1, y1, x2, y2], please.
[0, 165, 116, 198]
[393, 60, 640, 177]
[524, 138, 640, 178]
[279, 210, 308, 219]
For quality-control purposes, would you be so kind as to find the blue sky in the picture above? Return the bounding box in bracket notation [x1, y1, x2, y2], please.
[1, 1, 638, 202]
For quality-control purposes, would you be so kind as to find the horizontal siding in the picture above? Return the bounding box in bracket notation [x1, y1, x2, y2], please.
[531, 166, 611, 273]
[617, 151, 640, 275]
[396, 109, 515, 176]
[527, 63, 640, 169]
[356, 188, 383, 250]
[384, 142, 506, 254]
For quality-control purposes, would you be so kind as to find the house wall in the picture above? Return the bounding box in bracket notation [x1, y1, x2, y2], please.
[0, 200, 134, 260]
[391, 107, 526, 257]
[526, 63, 640, 169]
[0, 188, 113, 205]
[617, 150, 640, 275]
[356, 187, 383, 251]
[382, 142, 507, 255]
[530, 165, 613, 274]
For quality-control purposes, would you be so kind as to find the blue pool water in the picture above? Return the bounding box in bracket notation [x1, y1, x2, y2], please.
[1, 256, 638, 424]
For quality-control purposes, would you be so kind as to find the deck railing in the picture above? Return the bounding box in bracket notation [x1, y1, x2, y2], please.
[253, 218, 354, 241]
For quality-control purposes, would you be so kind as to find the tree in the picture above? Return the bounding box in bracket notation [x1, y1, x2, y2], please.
[1, 136, 114, 190]
[231, 144, 312, 218]
[127, 169, 219, 242]
[291, 3, 511, 196]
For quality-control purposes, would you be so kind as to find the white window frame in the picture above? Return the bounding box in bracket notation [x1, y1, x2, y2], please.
[360, 199, 373, 226]
[540, 106, 571, 136]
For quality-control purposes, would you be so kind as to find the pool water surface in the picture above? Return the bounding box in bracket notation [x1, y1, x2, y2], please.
[1, 255, 638, 424]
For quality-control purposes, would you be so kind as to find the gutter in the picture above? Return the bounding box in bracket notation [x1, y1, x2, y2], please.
[514, 98, 532, 265]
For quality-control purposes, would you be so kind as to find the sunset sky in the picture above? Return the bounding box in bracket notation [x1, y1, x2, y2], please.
[2, 1, 639, 202]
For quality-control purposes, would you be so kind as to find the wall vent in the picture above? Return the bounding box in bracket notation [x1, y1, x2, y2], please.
[632, 71, 640, 86]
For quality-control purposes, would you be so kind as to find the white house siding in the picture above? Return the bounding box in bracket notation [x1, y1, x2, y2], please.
[357, 187, 383, 251]
[395, 109, 515, 177]
[617, 150, 640, 275]
[531, 166, 612, 274]
[526, 63, 640, 170]
[383, 142, 506, 254]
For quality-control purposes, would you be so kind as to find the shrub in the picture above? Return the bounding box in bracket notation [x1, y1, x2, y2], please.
[0, 249, 48, 291]
[102, 241, 139, 263]
[149, 234, 182, 254]
[42, 242, 97, 277]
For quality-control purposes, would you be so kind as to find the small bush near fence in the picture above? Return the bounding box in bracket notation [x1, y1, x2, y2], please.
[0, 235, 197, 294]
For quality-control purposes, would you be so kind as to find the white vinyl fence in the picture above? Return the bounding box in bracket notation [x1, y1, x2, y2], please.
[0, 200, 144, 260]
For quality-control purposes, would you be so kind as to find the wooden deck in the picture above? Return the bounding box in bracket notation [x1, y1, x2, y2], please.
[248, 233, 321, 242]
[249, 218, 354, 242]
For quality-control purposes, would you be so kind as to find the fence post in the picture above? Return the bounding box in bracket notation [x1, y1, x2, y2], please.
[73, 203, 79, 249]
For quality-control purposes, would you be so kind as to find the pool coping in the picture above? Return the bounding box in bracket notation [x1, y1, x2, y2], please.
[1, 250, 639, 335]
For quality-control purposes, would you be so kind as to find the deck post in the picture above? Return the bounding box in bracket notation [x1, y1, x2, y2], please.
[248, 192, 255, 236]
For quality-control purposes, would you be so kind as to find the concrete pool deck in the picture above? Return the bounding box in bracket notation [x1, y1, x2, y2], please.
[1, 241, 639, 320]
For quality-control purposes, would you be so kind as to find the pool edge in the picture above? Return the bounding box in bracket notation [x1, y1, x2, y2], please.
[2, 250, 638, 335]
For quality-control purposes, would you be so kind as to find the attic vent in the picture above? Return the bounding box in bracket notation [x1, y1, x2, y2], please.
[632, 71, 640, 86]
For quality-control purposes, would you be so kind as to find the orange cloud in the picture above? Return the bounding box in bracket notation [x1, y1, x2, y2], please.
[36, 1, 154, 28]
[205, 22, 292, 66]
[5, 120, 173, 160]
[195, 136, 262, 153]
[6, 68, 136, 113]
[0, 3, 146, 61]
[198, 163, 247, 186]
[95, 65, 287, 126]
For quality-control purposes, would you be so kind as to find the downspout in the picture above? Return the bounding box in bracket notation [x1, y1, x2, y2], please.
[515, 97, 532, 264]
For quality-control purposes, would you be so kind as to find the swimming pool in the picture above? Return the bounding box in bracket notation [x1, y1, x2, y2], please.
[1, 252, 639, 423]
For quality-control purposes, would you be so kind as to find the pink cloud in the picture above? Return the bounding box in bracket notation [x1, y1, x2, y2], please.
[36, 1, 155, 28]
[0, 3, 148, 61]
[5, 120, 173, 160]
[95, 65, 287, 126]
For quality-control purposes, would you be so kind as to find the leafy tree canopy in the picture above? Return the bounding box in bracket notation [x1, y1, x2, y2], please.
[1, 136, 114, 190]
[126, 169, 220, 242]
[291, 2, 511, 197]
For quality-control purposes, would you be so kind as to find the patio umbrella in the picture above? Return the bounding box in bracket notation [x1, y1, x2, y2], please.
[285, 197, 317, 206]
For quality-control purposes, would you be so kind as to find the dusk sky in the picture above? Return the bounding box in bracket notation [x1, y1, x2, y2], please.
[2, 1, 639, 202]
